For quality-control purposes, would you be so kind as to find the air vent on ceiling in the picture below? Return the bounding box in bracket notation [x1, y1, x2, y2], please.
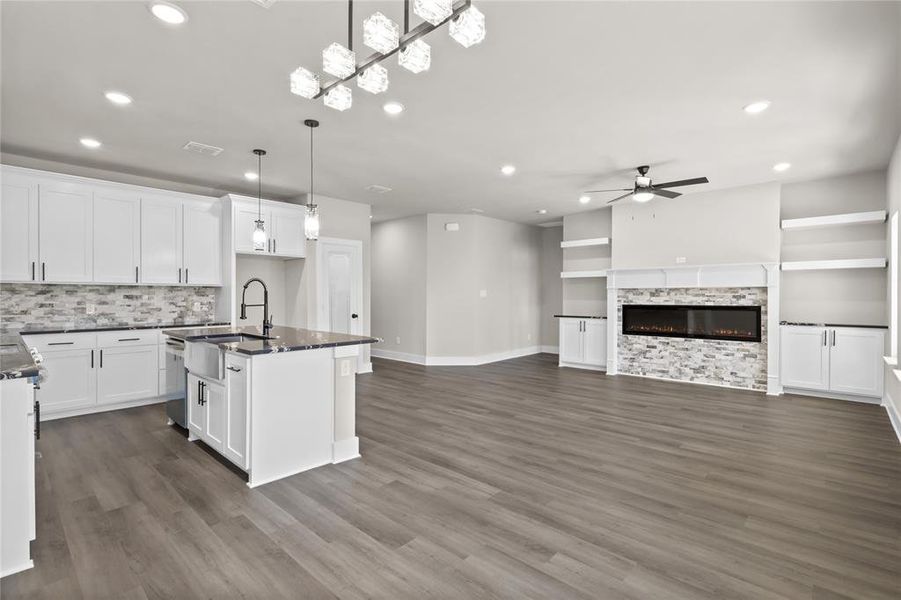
[365, 184, 392, 194]
[248, 0, 277, 7]
[182, 141, 224, 157]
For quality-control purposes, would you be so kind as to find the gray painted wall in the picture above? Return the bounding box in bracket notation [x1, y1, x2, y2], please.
[539, 227, 563, 349]
[884, 135, 901, 408]
[611, 182, 782, 268]
[780, 170, 888, 325]
[371, 215, 427, 357]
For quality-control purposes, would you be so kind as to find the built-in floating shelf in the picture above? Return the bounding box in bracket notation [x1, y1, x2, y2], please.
[781, 258, 887, 271]
[560, 237, 610, 249]
[560, 270, 607, 279]
[781, 210, 887, 231]
[893, 369, 901, 383]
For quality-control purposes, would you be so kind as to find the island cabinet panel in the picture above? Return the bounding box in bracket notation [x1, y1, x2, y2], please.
[186, 374, 206, 440]
[203, 380, 226, 451]
[224, 355, 249, 469]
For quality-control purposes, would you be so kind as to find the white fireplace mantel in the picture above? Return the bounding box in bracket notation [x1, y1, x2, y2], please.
[606, 262, 781, 395]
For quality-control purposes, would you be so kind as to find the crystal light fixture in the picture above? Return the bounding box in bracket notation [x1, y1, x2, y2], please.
[289, 67, 320, 99]
[449, 5, 486, 48]
[251, 149, 268, 251]
[413, 0, 452, 26]
[363, 12, 400, 54]
[398, 39, 431, 73]
[304, 120, 320, 241]
[324, 84, 353, 111]
[322, 42, 356, 78]
[357, 64, 389, 94]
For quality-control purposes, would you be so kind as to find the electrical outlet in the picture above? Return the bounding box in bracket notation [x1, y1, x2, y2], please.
[479, 289, 488, 298]
[675, 256, 687, 264]
[193, 302, 201, 311]
[340, 360, 351, 377]
[85, 303, 96, 315]
[396, 336, 401, 345]
[527, 333, 532, 341]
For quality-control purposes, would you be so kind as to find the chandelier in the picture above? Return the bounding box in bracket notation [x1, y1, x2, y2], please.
[290, 0, 486, 111]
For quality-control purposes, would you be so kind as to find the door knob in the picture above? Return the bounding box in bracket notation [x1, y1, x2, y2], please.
[351, 313, 358, 319]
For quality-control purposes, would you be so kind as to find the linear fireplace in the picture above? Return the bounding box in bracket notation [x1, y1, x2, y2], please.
[622, 304, 762, 342]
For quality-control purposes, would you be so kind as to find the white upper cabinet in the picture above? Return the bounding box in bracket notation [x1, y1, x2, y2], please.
[93, 190, 141, 283]
[38, 181, 93, 283]
[271, 207, 306, 258]
[234, 204, 265, 255]
[183, 200, 222, 285]
[140, 195, 183, 284]
[0, 174, 38, 282]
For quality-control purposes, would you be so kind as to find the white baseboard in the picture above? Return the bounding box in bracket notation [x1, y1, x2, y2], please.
[357, 362, 373, 374]
[333, 436, 361, 463]
[558, 361, 606, 372]
[782, 387, 882, 404]
[540, 345, 559, 354]
[42, 395, 167, 421]
[883, 391, 901, 444]
[372, 345, 547, 367]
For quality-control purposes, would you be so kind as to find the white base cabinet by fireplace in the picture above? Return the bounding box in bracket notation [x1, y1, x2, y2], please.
[780, 325, 885, 401]
[559, 318, 607, 371]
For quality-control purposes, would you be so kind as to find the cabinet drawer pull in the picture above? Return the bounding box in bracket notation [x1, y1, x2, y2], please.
[117, 337, 141, 342]
[226, 365, 242, 372]
[47, 341, 74, 346]
[91, 349, 94, 368]
[31, 261, 35, 281]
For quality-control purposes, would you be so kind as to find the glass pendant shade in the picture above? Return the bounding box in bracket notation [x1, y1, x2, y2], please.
[322, 43, 356, 78]
[357, 64, 389, 94]
[289, 67, 320, 99]
[304, 205, 320, 241]
[252, 220, 267, 251]
[398, 39, 431, 73]
[323, 84, 353, 111]
[363, 12, 400, 54]
[413, 0, 453, 26]
[449, 5, 486, 48]
[632, 191, 654, 203]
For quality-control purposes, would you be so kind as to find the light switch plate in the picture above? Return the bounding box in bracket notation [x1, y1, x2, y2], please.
[340, 360, 351, 376]
[479, 289, 487, 298]
[675, 256, 687, 264]
[395, 336, 401, 344]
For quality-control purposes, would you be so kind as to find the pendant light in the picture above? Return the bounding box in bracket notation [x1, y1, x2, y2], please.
[304, 119, 320, 241]
[251, 149, 267, 251]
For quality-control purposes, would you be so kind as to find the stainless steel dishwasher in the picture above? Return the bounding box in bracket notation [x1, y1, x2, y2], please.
[164, 338, 187, 428]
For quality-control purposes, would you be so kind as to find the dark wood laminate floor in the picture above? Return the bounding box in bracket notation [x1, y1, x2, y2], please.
[3, 354, 901, 599]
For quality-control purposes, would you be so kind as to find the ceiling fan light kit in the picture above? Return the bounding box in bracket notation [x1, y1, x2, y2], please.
[290, 0, 485, 111]
[583, 165, 710, 205]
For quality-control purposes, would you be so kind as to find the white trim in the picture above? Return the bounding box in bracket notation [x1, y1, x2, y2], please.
[540, 345, 559, 354]
[370, 348, 427, 365]
[247, 459, 330, 488]
[560, 237, 610, 248]
[561, 270, 607, 279]
[332, 437, 360, 463]
[1, 559, 34, 578]
[558, 362, 606, 372]
[884, 356, 898, 366]
[357, 362, 373, 374]
[607, 262, 776, 289]
[781, 258, 887, 271]
[42, 395, 166, 421]
[782, 387, 882, 404]
[883, 391, 901, 444]
[780, 210, 886, 230]
[617, 371, 763, 393]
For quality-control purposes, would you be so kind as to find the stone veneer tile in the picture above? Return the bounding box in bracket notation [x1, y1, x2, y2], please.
[617, 287, 767, 391]
[0, 284, 217, 334]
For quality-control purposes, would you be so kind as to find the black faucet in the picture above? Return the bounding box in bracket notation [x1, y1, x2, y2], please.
[240, 277, 273, 334]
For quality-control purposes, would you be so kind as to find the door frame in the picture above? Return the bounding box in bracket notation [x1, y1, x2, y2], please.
[315, 237, 365, 370]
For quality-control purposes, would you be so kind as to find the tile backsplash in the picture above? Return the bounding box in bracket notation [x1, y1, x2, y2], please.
[0, 284, 218, 333]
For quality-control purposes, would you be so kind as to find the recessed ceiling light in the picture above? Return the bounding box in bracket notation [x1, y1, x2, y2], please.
[743, 100, 771, 114]
[79, 137, 101, 149]
[383, 101, 404, 115]
[104, 91, 132, 105]
[369, 215, 373, 219]
[149, 1, 188, 25]
[471, 208, 484, 214]
[500, 165, 516, 176]
[536, 209, 547, 215]
[773, 162, 792, 172]
[579, 195, 591, 204]
[244, 171, 259, 181]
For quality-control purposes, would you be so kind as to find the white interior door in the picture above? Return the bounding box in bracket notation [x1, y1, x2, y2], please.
[317, 238, 364, 368]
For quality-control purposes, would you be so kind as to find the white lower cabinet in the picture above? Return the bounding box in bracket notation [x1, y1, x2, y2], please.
[188, 355, 249, 469]
[97, 345, 158, 405]
[780, 325, 884, 400]
[558, 318, 607, 370]
[35, 348, 97, 413]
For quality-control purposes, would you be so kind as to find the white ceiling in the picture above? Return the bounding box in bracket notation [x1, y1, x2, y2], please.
[1, 1, 899, 223]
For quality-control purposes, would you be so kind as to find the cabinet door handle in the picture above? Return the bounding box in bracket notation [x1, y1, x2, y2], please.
[41, 262, 46, 281]
[31, 261, 35, 281]
[197, 380, 202, 405]
[135, 266, 139, 283]
[99, 349, 103, 368]
[226, 365, 242, 372]
[185, 268, 189, 284]
[831, 330, 836, 346]
[273, 239, 277, 253]
[178, 267, 182, 283]
[91, 349, 94, 368]
[822, 330, 827, 346]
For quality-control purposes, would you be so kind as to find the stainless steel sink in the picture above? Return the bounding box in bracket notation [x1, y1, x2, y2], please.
[185, 332, 276, 381]
[199, 332, 276, 344]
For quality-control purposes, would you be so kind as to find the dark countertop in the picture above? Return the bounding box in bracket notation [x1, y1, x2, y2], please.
[0, 334, 40, 381]
[163, 325, 379, 356]
[780, 321, 888, 329]
[20, 321, 230, 335]
[554, 314, 607, 319]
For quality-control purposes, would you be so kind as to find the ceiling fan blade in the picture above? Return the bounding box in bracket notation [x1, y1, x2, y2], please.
[650, 188, 681, 199]
[652, 177, 709, 189]
[606, 191, 634, 205]
[583, 188, 632, 194]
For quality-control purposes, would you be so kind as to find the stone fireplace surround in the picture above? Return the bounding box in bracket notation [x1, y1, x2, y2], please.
[605, 263, 780, 394]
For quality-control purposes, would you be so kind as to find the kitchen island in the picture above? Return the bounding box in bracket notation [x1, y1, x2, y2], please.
[163, 325, 377, 487]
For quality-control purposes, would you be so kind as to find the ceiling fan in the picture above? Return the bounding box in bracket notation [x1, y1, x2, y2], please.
[585, 165, 709, 204]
